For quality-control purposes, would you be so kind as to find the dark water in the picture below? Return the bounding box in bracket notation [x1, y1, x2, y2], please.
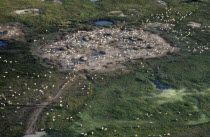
[94, 21, 113, 26]
[0, 41, 8, 47]
[151, 81, 170, 90]
[90, 0, 99, 2]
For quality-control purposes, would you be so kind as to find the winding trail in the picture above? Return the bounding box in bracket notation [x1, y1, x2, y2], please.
[25, 75, 76, 135]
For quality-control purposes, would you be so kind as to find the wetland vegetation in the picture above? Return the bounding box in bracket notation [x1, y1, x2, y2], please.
[0, 0, 210, 137]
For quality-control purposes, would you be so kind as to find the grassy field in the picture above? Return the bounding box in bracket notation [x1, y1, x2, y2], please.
[37, 54, 210, 137]
[0, 0, 210, 137]
[0, 40, 70, 137]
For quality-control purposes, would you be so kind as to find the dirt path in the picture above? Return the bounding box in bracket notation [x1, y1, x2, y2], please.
[25, 75, 76, 135]
[25, 102, 48, 135]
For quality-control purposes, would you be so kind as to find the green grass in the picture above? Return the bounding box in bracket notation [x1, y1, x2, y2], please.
[0, 0, 166, 35]
[188, 114, 210, 125]
[39, 62, 210, 136]
[0, 40, 69, 137]
[1, 0, 210, 136]
[39, 71, 210, 137]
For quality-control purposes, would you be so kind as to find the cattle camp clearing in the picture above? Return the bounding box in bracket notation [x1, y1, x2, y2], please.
[0, 0, 210, 137]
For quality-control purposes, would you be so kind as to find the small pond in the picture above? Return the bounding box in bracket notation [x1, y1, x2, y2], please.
[151, 81, 170, 90]
[0, 41, 8, 47]
[94, 21, 113, 26]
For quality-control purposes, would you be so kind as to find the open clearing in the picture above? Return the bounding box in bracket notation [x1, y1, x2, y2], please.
[23, 131, 47, 137]
[36, 27, 179, 72]
[0, 25, 23, 40]
[1, 0, 210, 136]
[186, 22, 202, 28]
[155, 0, 167, 6]
[12, 9, 40, 15]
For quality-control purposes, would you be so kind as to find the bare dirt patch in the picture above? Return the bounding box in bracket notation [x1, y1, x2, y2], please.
[187, 22, 202, 28]
[108, 11, 127, 17]
[35, 27, 179, 72]
[12, 9, 40, 15]
[23, 131, 47, 137]
[41, 0, 62, 4]
[128, 9, 139, 12]
[143, 22, 175, 29]
[155, 0, 167, 6]
[0, 25, 23, 40]
[53, 0, 62, 4]
[109, 11, 123, 14]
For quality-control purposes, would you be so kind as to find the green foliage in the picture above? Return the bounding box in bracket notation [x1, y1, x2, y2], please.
[1, 0, 210, 136]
